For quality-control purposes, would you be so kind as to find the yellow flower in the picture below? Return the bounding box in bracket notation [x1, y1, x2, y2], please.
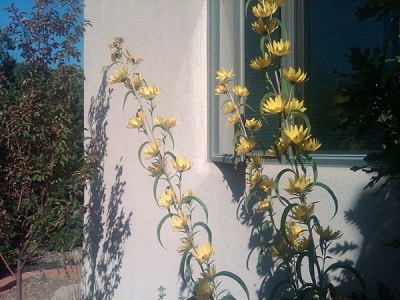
[195, 278, 214, 300]
[251, 18, 268, 34]
[235, 137, 255, 155]
[260, 176, 274, 192]
[256, 197, 273, 213]
[268, 137, 290, 156]
[298, 137, 322, 152]
[316, 225, 343, 241]
[200, 266, 216, 280]
[143, 141, 161, 159]
[177, 238, 191, 253]
[250, 53, 273, 70]
[155, 116, 177, 128]
[226, 111, 240, 125]
[272, 0, 286, 6]
[158, 188, 175, 208]
[284, 124, 310, 144]
[246, 170, 261, 189]
[245, 118, 262, 131]
[266, 18, 279, 33]
[171, 156, 192, 172]
[262, 95, 286, 114]
[252, 2, 278, 18]
[267, 39, 292, 56]
[282, 67, 307, 84]
[193, 242, 215, 264]
[284, 98, 306, 114]
[286, 221, 303, 247]
[284, 175, 312, 196]
[252, 18, 278, 34]
[127, 110, 146, 129]
[291, 203, 315, 221]
[180, 187, 195, 205]
[171, 213, 189, 231]
[223, 100, 237, 114]
[216, 67, 233, 81]
[132, 73, 144, 89]
[214, 81, 228, 95]
[270, 241, 286, 257]
[138, 85, 161, 100]
[109, 66, 128, 84]
[247, 154, 263, 169]
[147, 160, 164, 177]
[232, 84, 249, 97]
[297, 236, 310, 252]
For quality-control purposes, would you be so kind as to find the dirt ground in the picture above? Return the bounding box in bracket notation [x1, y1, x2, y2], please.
[0, 249, 82, 300]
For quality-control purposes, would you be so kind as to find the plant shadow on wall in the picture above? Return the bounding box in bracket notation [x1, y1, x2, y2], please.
[83, 66, 133, 300]
[343, 184, 400, 298]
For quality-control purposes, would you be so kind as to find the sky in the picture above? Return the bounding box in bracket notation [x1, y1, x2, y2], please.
[0, 0, 84, 66]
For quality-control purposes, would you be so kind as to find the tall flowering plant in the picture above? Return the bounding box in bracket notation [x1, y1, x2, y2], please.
[107, 37, 249, 300]
[217, 1, 366, 299]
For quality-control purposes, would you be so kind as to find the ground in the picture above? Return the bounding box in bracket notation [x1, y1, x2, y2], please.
[0, 249, 81, 300]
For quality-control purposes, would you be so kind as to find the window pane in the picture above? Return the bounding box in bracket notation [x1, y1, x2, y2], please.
[303, 0, 386, 154]
[245, 11, 280, 152]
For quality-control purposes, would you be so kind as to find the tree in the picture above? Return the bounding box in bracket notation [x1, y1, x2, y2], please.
[0, 1, 94, 299]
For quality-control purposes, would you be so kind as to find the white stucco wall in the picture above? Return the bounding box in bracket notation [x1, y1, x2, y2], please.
[83, 1, 400, 299]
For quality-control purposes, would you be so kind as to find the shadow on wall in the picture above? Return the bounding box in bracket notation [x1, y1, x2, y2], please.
[216, 160, 400, 298]
[82, 67, 133, 300]
[344, 182, 400, 298]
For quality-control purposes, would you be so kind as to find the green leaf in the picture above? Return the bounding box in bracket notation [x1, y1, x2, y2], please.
[192, 221, 212, 244]
[280, 203, 298, 243]
[243, 189, 257, 215]
[214, 271, 250, 300]
[153, 172, 163, 206]
[288, 109, 312, 133]
[313, 182, 338, 219]
[123, 90, 134, 111]
[186, 195, 208, 223]
[324, 262, 366, 291]
[157, 213, 174, 249]
[179, 247, 192, 288]
[281, 76, 291, 100]
[245, 0, 256, 17]
[260, 35, 266, 56]
[153, 124, 175, 149]
[137, 141, 149, 169]
[275, 168, 295, 205]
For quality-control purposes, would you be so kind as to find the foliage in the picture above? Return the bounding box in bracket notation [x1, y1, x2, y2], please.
[215, 0, 366, 298]
[335, 0, 400, 190]
[108, 38, 249, 300]
[0, 1, 95, 299]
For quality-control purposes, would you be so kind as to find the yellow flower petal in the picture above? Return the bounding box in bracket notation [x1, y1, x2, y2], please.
[232, 84, 249, 97]
[138, 85, 160, 100]
[127, 110, 146, 129]
[267, 39, 292, 56]
[171, 156, 192, 172]
[109, 66, 128, 84]
[192, 242, 214, 264]
[262, 95, 286, 114]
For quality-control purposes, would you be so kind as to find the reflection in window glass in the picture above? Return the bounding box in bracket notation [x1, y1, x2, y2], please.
[304, 0, 386, 154]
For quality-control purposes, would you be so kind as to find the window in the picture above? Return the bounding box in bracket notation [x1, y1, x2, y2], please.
[210, 0, 388, 164]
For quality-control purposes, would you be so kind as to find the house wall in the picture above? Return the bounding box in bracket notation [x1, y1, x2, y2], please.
[83, 1, 400, 299]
